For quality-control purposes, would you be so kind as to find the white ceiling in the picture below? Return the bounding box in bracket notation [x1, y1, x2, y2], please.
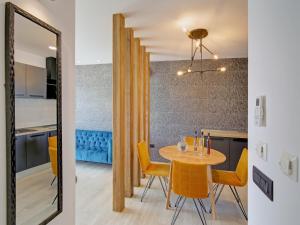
[15, 13, 57, 58]
[76, 0, 248, 65]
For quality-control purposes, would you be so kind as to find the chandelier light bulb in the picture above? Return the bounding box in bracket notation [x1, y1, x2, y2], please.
[219, 67, 226, 72]
[214, 54, 219, 60]
[187, 68, 192, 73]
[182, 27, 188, 33]
[177, 70, 185, 76]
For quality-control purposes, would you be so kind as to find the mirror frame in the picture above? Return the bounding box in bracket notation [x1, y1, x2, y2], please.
[5, 2, 63, 225]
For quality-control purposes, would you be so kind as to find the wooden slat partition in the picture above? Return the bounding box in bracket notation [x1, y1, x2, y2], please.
[139, 46, 145, 142]
[112, 13, 125, 212]
[144, 52, 150, 147]
[139, 46, 146, 179]
[124, 28, 134, 197]
[132, 38, 141, 187]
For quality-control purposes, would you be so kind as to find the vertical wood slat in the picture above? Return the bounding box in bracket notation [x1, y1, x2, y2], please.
[132, 38, 141, 187]
[112, 13, 125, 212]
[139, 47, 146, 179]
[139, 46, 145, 142]
[144, 53, 150, 147]
[124, 28, 134, 197]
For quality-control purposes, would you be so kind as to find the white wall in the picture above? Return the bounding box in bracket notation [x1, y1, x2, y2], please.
[248, 1, 300, 225]
[15, 49, 46, 68]
[0, 1, 75, 225]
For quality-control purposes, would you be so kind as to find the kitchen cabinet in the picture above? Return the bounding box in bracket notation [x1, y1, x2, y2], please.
[15, 62, 27, 98]
[26, 132, 49, 169]
[210, 137, 230, 170]
[46, 57, 57, 80]
[16, 136, 27, 172]
[230, 138, 248, 170]
[26, 65, 47, 99]
[49, 130, 57, 137]
[204, 135, 248, 171]
[14, 62, 47, 99]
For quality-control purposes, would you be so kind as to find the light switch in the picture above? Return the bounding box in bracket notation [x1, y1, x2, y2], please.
[256, 143, 268, 161]
[279, 152, 298, 182]
[253, 166, 273, 201]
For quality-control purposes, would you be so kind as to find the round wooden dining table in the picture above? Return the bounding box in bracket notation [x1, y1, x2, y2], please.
[159, 145, 226, 220]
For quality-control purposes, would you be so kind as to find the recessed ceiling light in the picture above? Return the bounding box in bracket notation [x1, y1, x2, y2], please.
[96, 59, 101, 63]
[49, 46, 57, 51]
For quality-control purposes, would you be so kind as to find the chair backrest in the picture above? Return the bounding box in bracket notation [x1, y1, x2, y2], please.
[236, 148, 248, 186]
[48, 136, 58, 176]
[172, 160, 208, 199]
[184, 136, 195, 146]
[137, 141, 151, 172]
[49, 136, 57, 148]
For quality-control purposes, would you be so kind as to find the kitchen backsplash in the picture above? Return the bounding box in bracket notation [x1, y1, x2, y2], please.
[15, 98, 57, 129]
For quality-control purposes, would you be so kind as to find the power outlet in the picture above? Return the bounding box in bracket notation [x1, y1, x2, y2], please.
[256, 143, 268, 161]
[149, 144, 155, 148]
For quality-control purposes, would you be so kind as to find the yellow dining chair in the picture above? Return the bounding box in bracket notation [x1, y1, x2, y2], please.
[137, 141, 170, 202]
[48, 136, 58, 205]
[171, 160, 208, 225]
[212, 148, 248, 220]
[48, 136, 58, 185]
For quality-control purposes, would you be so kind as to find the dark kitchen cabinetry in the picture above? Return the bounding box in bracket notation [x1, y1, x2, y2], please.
[26, 132, 48, 169]
[16, 136, 27, 172]
[46, 57, 57, 99]
[210, 137, 230, 170]
[16, 129, 57, 172]
[15, 62, 27, 98]
[230, 138, 248, 171]
[14, 62, 47, 99]
[26, 65, 47, 99]
[49, 130, 57, 137]
[205, 136, 248, 171]
[46, 57, 57, 80]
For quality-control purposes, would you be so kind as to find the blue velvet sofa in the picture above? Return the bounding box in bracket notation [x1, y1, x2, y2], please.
[76, 130, 112, 164]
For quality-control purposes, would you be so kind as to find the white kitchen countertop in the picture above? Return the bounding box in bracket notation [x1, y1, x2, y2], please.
[201, 129, 248, 139]
[16, 125, 57, 137]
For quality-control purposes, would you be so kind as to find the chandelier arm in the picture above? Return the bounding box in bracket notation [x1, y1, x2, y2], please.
[189, 45, 198, 68]
[200, 38, 203, 72]
[202, 44, 215, 56]
[190, 69, 219, 74]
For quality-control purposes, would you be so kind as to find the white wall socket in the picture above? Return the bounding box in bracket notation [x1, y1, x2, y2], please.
[256, 142, 268, 161]
[279, 152, 298, 182]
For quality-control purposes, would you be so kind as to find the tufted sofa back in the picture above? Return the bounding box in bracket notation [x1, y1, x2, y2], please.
[76, 130, 113, 164]
[76, 130, 112, 149]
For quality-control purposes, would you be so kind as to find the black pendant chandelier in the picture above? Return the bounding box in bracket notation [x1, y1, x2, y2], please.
[177, 28, 226, 76]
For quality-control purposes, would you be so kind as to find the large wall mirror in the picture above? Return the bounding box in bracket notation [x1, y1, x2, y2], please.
[5, 3, 62, 225]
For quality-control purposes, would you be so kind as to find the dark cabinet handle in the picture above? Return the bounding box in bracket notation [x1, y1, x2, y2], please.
[47, 83, 56, 86]
[29, 133, 46, 138]
[232, 138, 247, 142]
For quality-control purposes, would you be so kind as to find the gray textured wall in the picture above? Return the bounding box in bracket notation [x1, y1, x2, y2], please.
[76, 64, 112, 131]
[150, 58, 248, 160]
[75, 58, 248, 160]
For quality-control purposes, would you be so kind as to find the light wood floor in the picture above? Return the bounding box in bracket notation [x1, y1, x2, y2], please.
[76, 162, 248, 225]
[16, 168, 58, 225]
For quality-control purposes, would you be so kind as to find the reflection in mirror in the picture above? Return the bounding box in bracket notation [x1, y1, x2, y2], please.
[14, 13, 58, 225]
